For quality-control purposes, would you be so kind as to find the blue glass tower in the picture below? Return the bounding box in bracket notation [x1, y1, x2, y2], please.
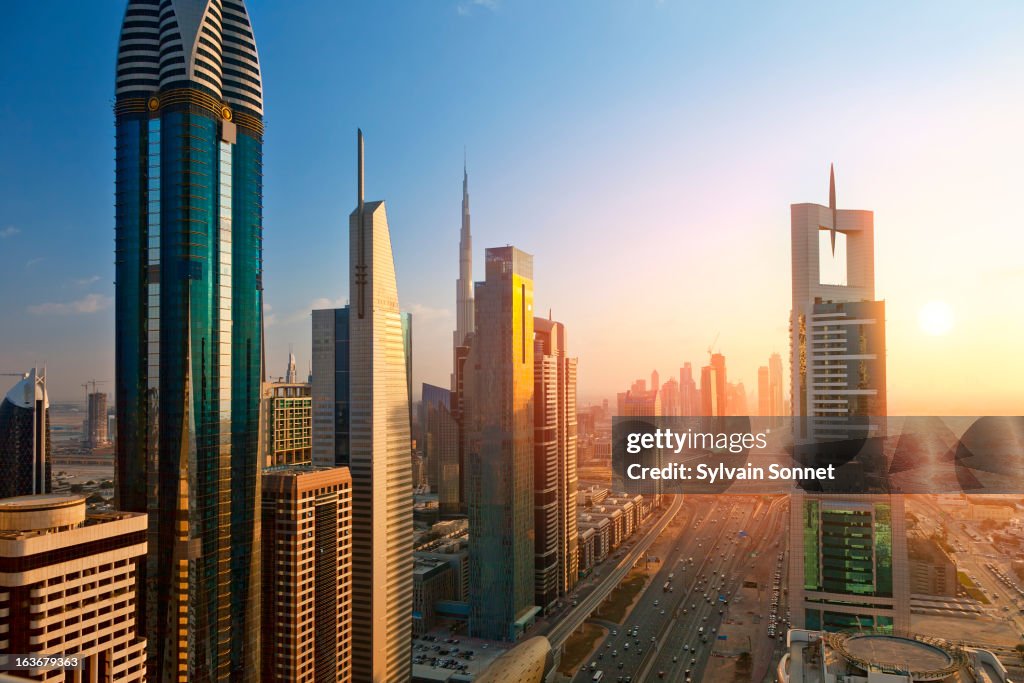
[113, 2, 264, 680]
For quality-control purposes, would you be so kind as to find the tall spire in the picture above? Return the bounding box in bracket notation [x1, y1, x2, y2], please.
[355, 129, 367, 318]
[358, 128, 365, 211]
[454, 151, 475, 352]
[828, 163, 836, 212]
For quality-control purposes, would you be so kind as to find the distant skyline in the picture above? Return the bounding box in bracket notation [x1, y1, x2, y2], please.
[1, 1, 1022, 414]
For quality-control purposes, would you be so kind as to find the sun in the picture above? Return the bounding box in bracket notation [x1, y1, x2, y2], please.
[918, 301, 954, 336]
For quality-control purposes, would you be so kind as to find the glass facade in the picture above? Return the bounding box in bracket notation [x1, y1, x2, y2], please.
[466, 247, 538, 641]
[115, 89, 263, 682]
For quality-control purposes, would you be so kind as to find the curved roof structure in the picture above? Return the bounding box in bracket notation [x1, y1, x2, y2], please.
[3, 371, 47, 410]
[115, 0, 263, 116]
[475, 636, 552, 683]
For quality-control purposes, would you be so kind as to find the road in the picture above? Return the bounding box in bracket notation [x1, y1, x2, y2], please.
[568, 496, 790, 683]
[546, 494, 686, 649]
[644, 496, 789, 683]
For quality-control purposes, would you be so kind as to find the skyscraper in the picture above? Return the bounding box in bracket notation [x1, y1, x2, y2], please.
[114, 1, 265, 678]
[312, 306, 350, 468]
[699, 353, 726, 417]
[0, 369, 50, 498]
[86, 391, 109, 447]
[450, 162, 475, 517]
[787, 165, 907, 633]
[422, 383, 460, 516]
[790, 164, 881, 441]
[285, 350, 298, 383]
[679, 362, 698, 416]
[533, 316, 579, 603]
[347, 130, 413, 681]
[757, 366, 770, 417]
[660, 377, 680, 417]
[465, 246, 539, 641]
[261, 380, 313, 467]
[261, 466, 352, 683]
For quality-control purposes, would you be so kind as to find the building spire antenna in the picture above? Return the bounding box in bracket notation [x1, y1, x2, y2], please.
[358, 128, 365, 211]
[355, 129, 367, 318]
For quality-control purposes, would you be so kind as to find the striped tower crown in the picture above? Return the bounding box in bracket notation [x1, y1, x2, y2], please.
[115, 0, 263, 117]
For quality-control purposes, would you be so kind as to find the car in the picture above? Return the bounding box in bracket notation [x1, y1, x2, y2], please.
[612, 651, 617, 657]
[672, 656, 678, 663]
[606, 643, 611, 649]
[612, 630, 618, 636]
[618, 662, 624, 670]
[651, 636, 656, 642]
[623, 643, 629, 650]
[654, 600, 659, 606]
[659, 672, 665, 679]
[691, 658, 697, 665]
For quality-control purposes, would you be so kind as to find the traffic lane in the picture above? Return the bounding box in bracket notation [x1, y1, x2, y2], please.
[652, 500, 778, 681]
[572, 500, 730, 681]
[639, 502, 758, 680]
[554, 495, 686, 648]
[569, 498, 700, 682]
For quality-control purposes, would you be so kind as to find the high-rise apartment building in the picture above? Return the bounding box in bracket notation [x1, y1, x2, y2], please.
[262, 381, 313, 467]
[659, 377, 680, 417]
[533, 317, 579, 612]
[347, 131, 413, 681]
[699, 353, 727, 417]
[86, 391, 109, 448]
[113, 1, 265, 678]
[312, 307, 350, 468]
[261, 466, 352, 683]
[0, 370, 50, 499]
[465, 246, 539, 641]
[679, 363, 699, 416]
[421, 383, 460, 516]
[0, 494, 147, 682]
[787, 166, 907, 634]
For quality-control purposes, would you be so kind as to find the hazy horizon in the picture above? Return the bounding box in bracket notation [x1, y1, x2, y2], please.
[2, 1, 1022, 414]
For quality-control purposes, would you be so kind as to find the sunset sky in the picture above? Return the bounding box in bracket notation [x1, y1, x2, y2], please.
[1, 1, 1021, 414]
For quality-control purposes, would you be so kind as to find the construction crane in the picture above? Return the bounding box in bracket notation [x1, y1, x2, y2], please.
[706, 332, 720, 360]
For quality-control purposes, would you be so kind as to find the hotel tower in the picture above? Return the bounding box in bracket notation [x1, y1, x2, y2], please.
[787, 166, 909, 634]
[113, 1, 264, 679]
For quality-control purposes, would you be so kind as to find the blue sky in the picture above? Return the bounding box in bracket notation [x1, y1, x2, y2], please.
[1, 1, 1022, 412]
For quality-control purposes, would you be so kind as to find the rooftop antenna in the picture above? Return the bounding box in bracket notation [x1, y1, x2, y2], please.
[355, 129, 367, 319]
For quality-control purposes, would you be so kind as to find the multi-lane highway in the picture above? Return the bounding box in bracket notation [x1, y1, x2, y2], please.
[568, 496, 789, 683]
[547, 495, 686, 649]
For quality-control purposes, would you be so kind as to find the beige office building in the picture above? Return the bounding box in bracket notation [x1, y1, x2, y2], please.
[347, 131, 413, 681]
[261, 466, 352, 682]
[0, 494, 147, 682]
[262, 382, 313, 467]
